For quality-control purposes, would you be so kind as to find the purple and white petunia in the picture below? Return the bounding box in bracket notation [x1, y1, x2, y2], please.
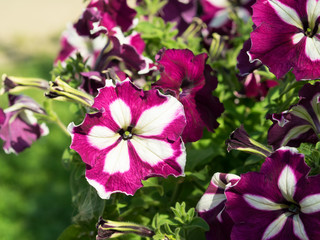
[267, 82, 320, 149]
[200, 0, 254, 35]
[55, 24, 107, 67]
[68, 79, 186, 199]
[0, 95, 49, 154]
[226, 147, 320, 239]
[249, 0, 320, 80]
[197, 172, 240, 240]
[152, 48, 224, 142]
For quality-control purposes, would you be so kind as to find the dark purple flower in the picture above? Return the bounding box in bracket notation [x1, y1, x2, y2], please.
[249, 0, 320, 80]
[159, 0, 197, 35]
[267, 82, 320, 150]
[197, 172, 240, 240]
[152, 49, 224, 142]
[74, 0, 136, 38]
[0, 95, 48, 154]
[69, 80, 186, 199]
[226, 147, 320, 240]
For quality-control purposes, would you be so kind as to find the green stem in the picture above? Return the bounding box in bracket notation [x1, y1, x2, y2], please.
[54, 116, 70, 136]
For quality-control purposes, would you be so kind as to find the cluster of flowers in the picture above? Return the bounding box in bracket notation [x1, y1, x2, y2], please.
[1, 0, 320, 239]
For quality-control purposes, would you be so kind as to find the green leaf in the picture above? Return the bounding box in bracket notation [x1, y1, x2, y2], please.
[58, 224, 94, 240]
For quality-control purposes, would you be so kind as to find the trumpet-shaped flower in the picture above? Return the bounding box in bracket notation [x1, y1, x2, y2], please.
[267, 82, 320, 149]
[197, 173, 240, 240]
[69, 80, 186, 199]
[249, 0, 320, 80]
[0, 95, 48, 154]
[152, 49, 224, 142]
[226, 147, 320, 239]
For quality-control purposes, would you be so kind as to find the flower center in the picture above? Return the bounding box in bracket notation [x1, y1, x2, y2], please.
[118, 126, 133, 140]
[288, 202, 300, 214]
[303, 21, 318, 38]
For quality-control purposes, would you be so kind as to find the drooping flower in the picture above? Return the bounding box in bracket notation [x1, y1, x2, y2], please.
[152, 48, 224, 142]
[226, 125, 272, 157]
[0, 95, 49, 154]
[225, 147, 320, 239]
[249, 0, 320, 80]
[267, 82, 320, 150]
[68, 79, 186, 199]
[196, 172, 240, 240]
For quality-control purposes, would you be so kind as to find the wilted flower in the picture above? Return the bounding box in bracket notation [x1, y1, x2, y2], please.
[45, 77, 94, 107]
[0, 95, 48, 154]
[152, 48, 224, 142]
[249, 0, 320, 80]
[1, 74, 49, 94]
[69, 79, 186, 199]
[96, 217, 154, 239]
[267, 82, 320, 149]
[197, 173, 240, 240]
[226, 147, 320, 239]
[226, 125, 272, 157]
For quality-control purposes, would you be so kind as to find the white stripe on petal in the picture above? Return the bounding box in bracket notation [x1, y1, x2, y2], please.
[103, 140, 130, 174]
[244, 194, 284, 210]
[293, 215, 309, 240]
[278, 166, 296, 202]
[305, 37, 320, 61]
[208, 0, 229, 8]
[86, 178, 111, 199]
[196, 193, 226, 212]
[87, 125, 118, 150]
[134, 95, 184, 137]
[131, 136, 173, 166]
[300, 193, 320, 214]
[307, 0, 320, 30]
[262, 212, 291, 239]
[268, 0, 303, 29]
[109, 99, 132, 129]
[292, 33, 305, 44]
[209, 10, 230, 28]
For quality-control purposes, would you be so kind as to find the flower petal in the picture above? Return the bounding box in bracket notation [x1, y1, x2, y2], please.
[134, 95, 185, 138]
[109, 99, 132, 129]
[197, 193, 226, 212]
[262, 212, 291, 239]
[87, 125, 119, 150]
[300, 193, 320, 214]
[293, 214, 309, 240]
[130, 136, 174, 166]
[278, 165, 297, 202]
[268, 0, 303, 29]
[305, 37, 320, 61]
[244, 194, 284, 210]
[103, 140, 130, 174]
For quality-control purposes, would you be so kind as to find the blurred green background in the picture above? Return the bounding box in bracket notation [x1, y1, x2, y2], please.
[0, 1, 85, 239]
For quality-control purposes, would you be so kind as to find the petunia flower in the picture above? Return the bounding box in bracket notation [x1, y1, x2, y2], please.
[200, 0, 254, 35]
[267, 82, 320, 150]
[159, 0, 197, 36]
[152, 48, 224, 142]
[0, 95, 49, 154]
[196, 172, 240, 240]
[55, 24, 107, 67]
[68, 79, 186, 199]
[249, 0, 320, 80]
[226, 147, 320, 239]
[74, 0, 136, 38]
